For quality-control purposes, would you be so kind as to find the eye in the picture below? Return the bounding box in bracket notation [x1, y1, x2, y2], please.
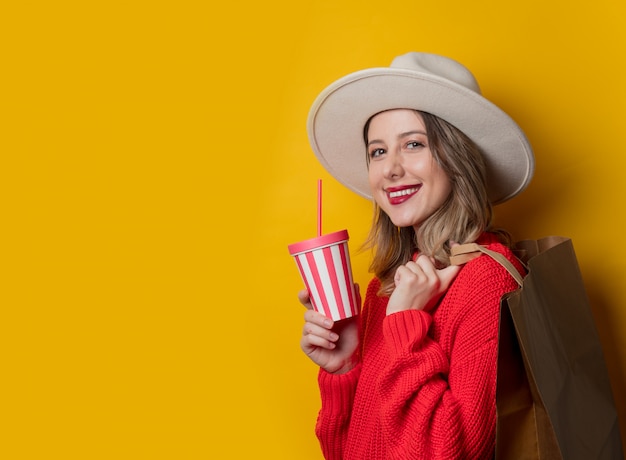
[368, 148, 385, 159]
[406, 141, 425, 149]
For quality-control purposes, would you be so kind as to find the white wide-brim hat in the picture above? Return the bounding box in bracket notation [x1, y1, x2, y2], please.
[307, 52, 534, 204]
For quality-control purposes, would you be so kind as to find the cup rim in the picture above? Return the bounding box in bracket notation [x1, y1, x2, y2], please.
[288, 229, 349, 256]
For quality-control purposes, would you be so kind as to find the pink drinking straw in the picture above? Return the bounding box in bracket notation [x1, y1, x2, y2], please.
[317, 179, 322, 237]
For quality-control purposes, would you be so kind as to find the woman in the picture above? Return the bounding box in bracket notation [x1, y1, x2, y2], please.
[298, 52, 534, 459]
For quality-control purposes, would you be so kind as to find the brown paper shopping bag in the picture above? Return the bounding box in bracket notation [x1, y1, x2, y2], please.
[451, 237, 623, 459]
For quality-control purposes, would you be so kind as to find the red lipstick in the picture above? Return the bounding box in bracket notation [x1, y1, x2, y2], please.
[386, 185, 420, 205]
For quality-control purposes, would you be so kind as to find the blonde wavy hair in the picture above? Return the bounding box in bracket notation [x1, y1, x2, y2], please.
[362, 110, 511, 295]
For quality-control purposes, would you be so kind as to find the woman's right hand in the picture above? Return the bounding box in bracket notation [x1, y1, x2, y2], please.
[298, 287, 360, 375]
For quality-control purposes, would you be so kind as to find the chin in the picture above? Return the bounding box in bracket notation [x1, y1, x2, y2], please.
[389, 216, 422, 229]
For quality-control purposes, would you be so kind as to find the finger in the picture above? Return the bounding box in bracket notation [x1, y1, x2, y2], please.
[414, 253, 437, 270]
[301, 317, 339, 353]
[394, 264, 414, 285]
[298, 289, 313, 309]
[301, 332, 337, 352]
[411, 255, 438, 279]
[302, 321, 339, 343]
[304, 308, 334, 329]
[438, 264, 462, 289]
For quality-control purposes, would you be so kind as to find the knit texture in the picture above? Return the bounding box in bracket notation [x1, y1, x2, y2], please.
[315, 233, 524, 459]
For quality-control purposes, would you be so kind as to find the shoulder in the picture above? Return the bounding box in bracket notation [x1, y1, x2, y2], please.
[363, 277, 390, 311]
[457, 234, 524, 287]
[440, 237, 521, 330]
[360, 277, 387, 326]
[365, 277, 382, 299]
[444, 235, 523, 317]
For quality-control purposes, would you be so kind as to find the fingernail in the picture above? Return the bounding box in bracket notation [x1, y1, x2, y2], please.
[323, 319, 332, 328]
[329, 332, 339, 341]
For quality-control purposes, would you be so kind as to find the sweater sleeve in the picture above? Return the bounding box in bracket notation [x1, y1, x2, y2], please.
[314, 278, 376, 459]
[315, 363, 361, 459]
[378, 248, 521, 459]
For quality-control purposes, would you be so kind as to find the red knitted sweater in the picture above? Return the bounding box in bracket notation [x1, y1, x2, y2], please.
[315, 233, 524, 459]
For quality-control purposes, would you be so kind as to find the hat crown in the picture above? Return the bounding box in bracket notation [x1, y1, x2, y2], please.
[390, 52, 481, 95]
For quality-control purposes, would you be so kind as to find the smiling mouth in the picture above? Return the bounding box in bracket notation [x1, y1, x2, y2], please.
[386, 186, 421, 204]
[388, 187, 420, 198]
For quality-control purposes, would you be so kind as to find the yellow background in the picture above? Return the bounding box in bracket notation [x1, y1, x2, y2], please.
[2, 0, 624, 458]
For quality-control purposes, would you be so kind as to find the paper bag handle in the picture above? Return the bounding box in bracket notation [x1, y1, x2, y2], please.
[449, 243, 524, 286]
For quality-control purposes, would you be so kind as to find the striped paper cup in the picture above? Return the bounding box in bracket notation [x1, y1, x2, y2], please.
[288, 229, 358, 321]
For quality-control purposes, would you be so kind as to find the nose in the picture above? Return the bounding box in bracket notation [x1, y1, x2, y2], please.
[383, 151, 404, 179]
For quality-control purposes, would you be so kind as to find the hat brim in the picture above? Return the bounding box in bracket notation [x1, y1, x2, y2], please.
[307, 67, 534, 204]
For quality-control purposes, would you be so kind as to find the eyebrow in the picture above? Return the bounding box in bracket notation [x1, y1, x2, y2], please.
[367, 130, 427, 147]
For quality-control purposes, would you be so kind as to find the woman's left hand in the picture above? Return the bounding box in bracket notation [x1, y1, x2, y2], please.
[386, 254, 461, 315]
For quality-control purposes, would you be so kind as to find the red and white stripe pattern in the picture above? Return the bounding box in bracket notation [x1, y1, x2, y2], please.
[293, 240, 357, 321]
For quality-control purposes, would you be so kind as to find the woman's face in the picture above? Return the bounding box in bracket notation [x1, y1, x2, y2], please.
[367, 109, 452, 230]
